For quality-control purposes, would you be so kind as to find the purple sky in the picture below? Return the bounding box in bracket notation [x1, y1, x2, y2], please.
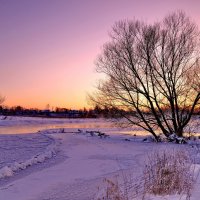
[1, 0, 200, 109]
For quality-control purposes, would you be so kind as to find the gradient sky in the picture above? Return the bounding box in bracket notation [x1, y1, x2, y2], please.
[1, 0, 200, 109]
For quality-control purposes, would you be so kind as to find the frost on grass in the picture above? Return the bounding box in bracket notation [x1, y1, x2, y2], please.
[143, 149, 195, 199]
[95, 170, 144, 200]
[96, 149, 197, 200]
[96, 177, 128, 200]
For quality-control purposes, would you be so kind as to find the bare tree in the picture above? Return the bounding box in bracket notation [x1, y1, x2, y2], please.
[0, 96, 4, 105]
[91, 11, 200, 141]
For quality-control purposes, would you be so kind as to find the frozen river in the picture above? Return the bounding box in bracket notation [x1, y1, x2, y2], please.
[0, 116, 146, 135]
[0, 121, 115, 134]
[0, 117, 113, 134]
[1, 116, 200, 136]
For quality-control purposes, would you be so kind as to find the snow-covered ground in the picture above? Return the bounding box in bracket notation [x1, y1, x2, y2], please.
[0, 116, 200, 200]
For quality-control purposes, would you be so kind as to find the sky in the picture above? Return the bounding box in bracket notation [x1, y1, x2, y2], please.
[0, 0, 200, 109]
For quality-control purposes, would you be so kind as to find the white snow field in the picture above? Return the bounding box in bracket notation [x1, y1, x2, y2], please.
[0, 116, 200, 200]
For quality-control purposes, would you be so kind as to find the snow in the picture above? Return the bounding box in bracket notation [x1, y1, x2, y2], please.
[0, 167, 13, 178]
[0, 116, 200, 199]
[0, 138, 59, 179]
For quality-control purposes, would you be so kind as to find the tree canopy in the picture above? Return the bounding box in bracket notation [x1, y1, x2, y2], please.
[91, 11, 200, 141]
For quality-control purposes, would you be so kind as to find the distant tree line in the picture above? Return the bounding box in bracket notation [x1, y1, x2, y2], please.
[0, 103, 200, 119]
[0, 105, 126, 118]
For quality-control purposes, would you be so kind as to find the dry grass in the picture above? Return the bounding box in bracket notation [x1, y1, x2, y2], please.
[96, 149, 196, 200]
[96, 177, 128, 200]
[143, 149, 195, 199]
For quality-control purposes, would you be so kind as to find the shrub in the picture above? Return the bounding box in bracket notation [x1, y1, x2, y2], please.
[96, 149, 196, 200]
[143, 149, 195, 198]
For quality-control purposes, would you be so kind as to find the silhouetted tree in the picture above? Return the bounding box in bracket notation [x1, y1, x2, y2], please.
[91, 11, 200, 141]
[0, 96, 5, 105]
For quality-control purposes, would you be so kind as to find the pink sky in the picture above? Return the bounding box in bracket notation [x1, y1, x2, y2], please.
[1, 0, 200, 109]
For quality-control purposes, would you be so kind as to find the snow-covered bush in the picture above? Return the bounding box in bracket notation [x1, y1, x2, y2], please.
[167, 133, 187, 144]
[143, 149, 195, 198]
[96, 149, 197, 200]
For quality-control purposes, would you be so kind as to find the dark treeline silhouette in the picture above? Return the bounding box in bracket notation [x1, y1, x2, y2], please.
[0, 104, 200, 119]
[0, 105, 125, 118]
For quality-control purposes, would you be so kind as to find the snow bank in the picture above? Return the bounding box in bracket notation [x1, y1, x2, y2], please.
[0, 132, 59, 179]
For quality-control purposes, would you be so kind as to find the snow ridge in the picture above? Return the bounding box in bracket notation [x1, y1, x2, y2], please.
[0, 131, 59, 179]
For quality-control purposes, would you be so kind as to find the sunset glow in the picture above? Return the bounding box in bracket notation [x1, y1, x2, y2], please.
[1, 0, 200, 109]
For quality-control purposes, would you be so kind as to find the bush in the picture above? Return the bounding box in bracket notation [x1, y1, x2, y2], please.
[143, 149, 195, 198]
[96, 149, 196, 200]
